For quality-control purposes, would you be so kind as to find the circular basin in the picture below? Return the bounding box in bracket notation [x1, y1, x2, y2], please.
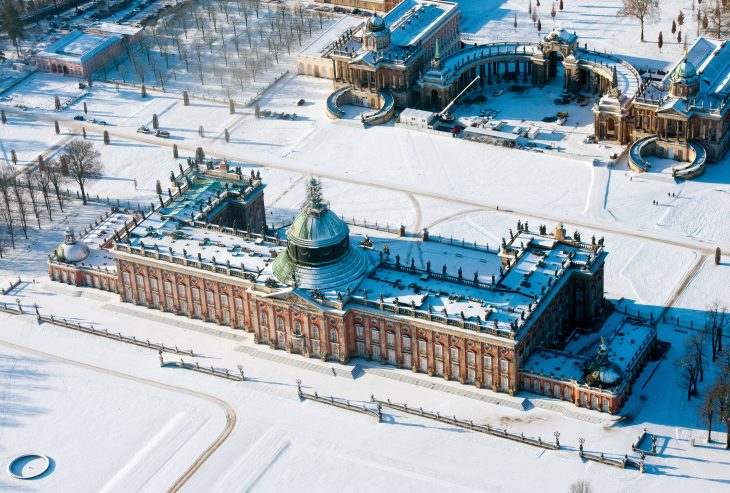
[7, 454, 51, 480]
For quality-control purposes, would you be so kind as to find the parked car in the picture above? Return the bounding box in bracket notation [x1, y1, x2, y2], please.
[73, 115, 85, 121]
[96, 120, 108, 125]
[137, 125, 150, 134]
[492, 89, 504, 97]
[155, 130, 170, 138]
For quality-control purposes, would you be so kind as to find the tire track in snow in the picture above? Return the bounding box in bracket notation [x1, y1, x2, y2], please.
[0, 338, 236, 493]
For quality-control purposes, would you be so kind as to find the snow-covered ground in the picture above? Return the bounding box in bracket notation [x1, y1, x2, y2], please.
[0, 0, 728, 490]
[0, 340, 226, 492]
[459, 0, 695, 71]
[0, 274, 727, 492]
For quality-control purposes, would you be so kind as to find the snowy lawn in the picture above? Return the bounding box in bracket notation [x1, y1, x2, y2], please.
[0, 280, 727, 492]
[0, 337, 226, 493]
[458, 0, 694, 70]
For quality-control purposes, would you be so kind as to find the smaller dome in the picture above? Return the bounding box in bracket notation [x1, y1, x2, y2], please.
[56, 227, 90, 263]
[584, 337, 623, 388]
[366, 14, 387, 33]
[672, 58, 698, 82]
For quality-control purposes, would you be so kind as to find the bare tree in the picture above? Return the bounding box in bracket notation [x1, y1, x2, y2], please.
[568, 480, 593, 493]
[0, 170, 16, 249]
[707, 300, 728, 361]
[33, 165, 54, 220]
[710, 351, 730, 448]
[676, 341, 700, 401]
[618, 0, 660, 41]
[61, 140, 103, 206]
[689, 329, 707, 382]
[700, 385, 717, 442]
[46, 159, 67, 212]
[10, 176, 28, 239]
[703, 0, 730, 37]
[24, 169, 42, 228]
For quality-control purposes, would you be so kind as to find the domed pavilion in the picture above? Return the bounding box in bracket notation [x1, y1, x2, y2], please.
[272, 178, 369, 290]
[55, 227, 90, 264]
[585, 337, 624, 388]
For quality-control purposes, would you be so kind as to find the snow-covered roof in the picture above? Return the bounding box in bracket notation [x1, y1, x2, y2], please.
[345, 230, 604, 340]
[36, 30, 122, 63]
[399, 107, 434, 122]
[86, 22, 143, 38]
[386, 0, 457, 49]
[331, 0, 458, 68]
[521, 347, 588, 382]
[638, 37, 730, 116]
[299, 16, 364, 58]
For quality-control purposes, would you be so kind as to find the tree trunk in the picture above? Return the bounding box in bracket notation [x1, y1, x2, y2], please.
[640, 19, 645, 42]
[707, 414, 712, 442]
[719, 328, 723, 353]
[79, 181, 87, 205]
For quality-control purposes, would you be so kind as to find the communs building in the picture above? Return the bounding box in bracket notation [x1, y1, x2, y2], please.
[299, 0, 461, 112]
[34, 23, 142, 77]
[48, 167, 657, 414]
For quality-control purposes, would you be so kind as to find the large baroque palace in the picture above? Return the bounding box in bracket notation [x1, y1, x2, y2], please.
[49, 167, 658, 413]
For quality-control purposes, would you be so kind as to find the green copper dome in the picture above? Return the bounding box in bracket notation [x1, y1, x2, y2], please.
[672, 58, 698, 82]
[272, 178, 368, 289]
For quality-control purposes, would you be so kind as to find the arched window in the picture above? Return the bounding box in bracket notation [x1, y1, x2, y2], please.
[294, 321, 301, 335]
[311, 324, 319, 339]
[330, 328, 338, 343]
[260, 312, 268, 326]
[277, 317, 284, 330]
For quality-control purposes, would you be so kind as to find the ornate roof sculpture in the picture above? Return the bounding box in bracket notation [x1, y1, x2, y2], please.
[272, 177, 368, 290]
[55, 227, 90, 263]
[585, 337, 624, 388]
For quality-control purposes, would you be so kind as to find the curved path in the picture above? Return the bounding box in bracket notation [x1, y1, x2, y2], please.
[0, 337, 237, 493]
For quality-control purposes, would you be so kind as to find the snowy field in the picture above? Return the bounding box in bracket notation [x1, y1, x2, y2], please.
[459, 0, 696, 70]
[0, 281, 727, 493]
[0, 337, 226, 492]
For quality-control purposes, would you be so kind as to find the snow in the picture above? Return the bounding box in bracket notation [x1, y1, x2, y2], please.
[458, 0, 694, 70]
[0, 338, 226, 492]
[0, 0, 729, 490]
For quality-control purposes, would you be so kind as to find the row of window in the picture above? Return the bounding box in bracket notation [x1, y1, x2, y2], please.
[122, 272, 246, 327]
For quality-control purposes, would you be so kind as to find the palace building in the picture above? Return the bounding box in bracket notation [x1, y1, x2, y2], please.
[302, 8, 727, 178]
[298, 0, 461, 122]
[628, 37, 730, 178]
[49, 166, 658, 413]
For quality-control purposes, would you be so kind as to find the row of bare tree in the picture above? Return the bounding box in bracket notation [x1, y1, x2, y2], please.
[674, 300, 730, 447]
[620, 0, 730, 42]
[101, 0, 329, 98]
[0, 140, 104, 257]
